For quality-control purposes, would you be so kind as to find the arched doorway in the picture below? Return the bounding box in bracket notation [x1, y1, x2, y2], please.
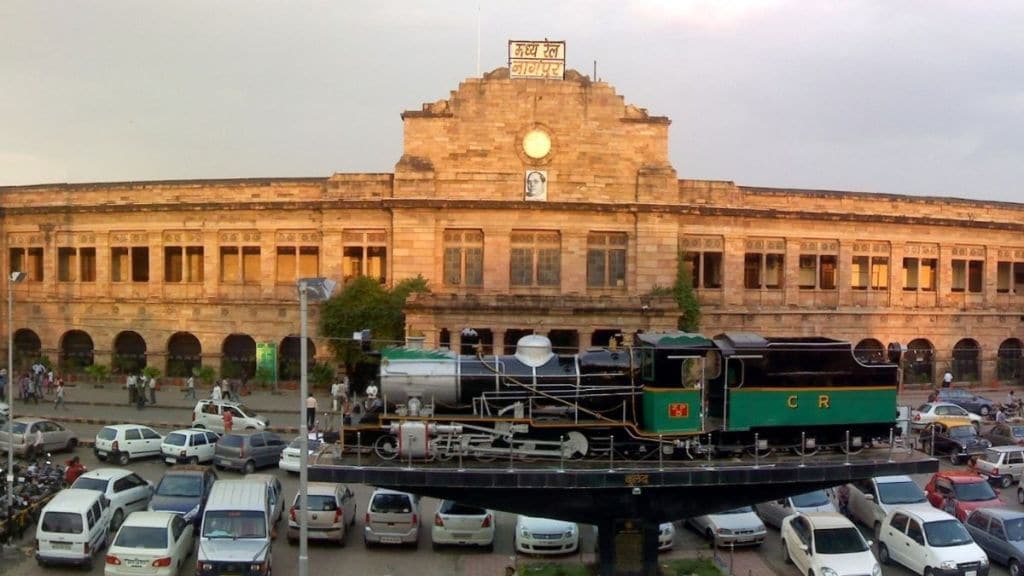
[167, 332, 202, 378]
[279, 336, 315, 381]
[854, 338, 885, 364]
[998, 338, 1023, 382]
[113, 331, 147, 374]
[952, 338, 980, 383]
[60, 330, 94, 373]
[905, 338, 934, 385]
[13, 329, 41, 372]
[222, 334, 256, 380]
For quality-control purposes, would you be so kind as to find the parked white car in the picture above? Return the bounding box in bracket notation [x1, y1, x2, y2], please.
[160, 429, 220, 465]
[191, 400, 267, 433]
[781, 512, 881, 576]
[657, 522, 675, 551]
[278, 435, 322, 473]
[94, 425, 164, 466]
[755, 489, 835, 528]
[431, 500, 495, 550]
[847, 475, 932, 537]
[514, 515, 579, 555]
[877, 506, 988, 576]
[104, 511, 194, 576]
[72, 468, 155, 530]
[687, 506, 766, 548]
[911, 403, 983, 429]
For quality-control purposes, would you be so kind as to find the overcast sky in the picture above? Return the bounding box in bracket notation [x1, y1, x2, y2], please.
[2, 1, 1022, 202]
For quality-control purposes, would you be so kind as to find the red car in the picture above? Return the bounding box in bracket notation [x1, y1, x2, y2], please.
[924, 470, 1003, 521]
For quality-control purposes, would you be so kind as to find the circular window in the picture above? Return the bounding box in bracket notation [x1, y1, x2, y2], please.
[522, 129, 552, 159]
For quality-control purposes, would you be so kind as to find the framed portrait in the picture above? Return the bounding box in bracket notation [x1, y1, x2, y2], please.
[524, 170, 547, 201]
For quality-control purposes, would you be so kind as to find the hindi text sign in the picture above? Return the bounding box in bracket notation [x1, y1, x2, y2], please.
[509, 40, 565, 80]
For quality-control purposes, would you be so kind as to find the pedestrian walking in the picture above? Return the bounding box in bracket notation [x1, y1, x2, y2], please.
[126, 373, 137, 405]
[30, 427, 44, 458]
[135, 375, 147, 410]
[211, 381, 223, 400]
[331, 380, 342, 413]
[148, 376, 157, 405]
[54, 381, 66, 410]
[942, 370, 953, 388]
[185, 375, 196, 400]
[305, 394, 318, 430]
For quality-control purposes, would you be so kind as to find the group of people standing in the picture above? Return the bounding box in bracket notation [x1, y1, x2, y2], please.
[0, 364, 66, 410]
[125, 372, 158, 409]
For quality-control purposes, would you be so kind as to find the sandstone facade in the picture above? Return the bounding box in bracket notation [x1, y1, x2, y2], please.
[1, 68, 1021, 385]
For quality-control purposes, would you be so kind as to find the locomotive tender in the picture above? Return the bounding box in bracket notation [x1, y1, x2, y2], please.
[359, 331, 902, 461]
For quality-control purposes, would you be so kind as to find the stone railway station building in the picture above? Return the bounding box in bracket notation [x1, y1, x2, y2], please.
[2, 66, 1022, 386]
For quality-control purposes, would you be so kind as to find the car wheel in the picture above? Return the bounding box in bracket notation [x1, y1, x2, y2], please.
[950, 452, 961, 466]
[112, 509, 124, 531]
[782, 540, 792, 564]
[981, 405, 991, 417]
[924, 568, 934, 576]
[878, 543, 890, 565]
[65, 438, 77, 451]
[1002, 475, 1014, 489]
[116, 451, 130, 466]
[188, 456, 199, 465]
[1011, 559, 1021, 576]
[432, 541, 440, 551]
[243, 460, 255, 474]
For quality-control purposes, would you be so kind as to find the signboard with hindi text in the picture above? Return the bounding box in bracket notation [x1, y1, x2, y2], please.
[508, 40, 565, 80]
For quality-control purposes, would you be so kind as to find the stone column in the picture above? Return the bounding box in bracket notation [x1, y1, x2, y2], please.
[492, 329, 506, 355]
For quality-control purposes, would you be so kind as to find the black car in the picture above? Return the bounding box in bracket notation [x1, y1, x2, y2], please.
[938, 388, 996, 417]
[147, 464, 218, 525]
[920, 421, 992, 465]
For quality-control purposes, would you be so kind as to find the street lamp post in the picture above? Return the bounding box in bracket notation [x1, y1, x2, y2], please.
[296, 277, 335, 576]
[6, 271, 26, 520]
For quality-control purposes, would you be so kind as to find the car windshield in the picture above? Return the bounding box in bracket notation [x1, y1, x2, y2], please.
[72, 477, 109, 492]
[791, 490, 830, 508]
[41, 512, 83, 534]
[114, 526, 168, 549]
[877, 481, 926, 504]
[164, 433, 187, 446]
[288, 437, 322, 451]
[218, 435, 244, 447]
[202, 510, 266, 539]
[1006, 518, 1024, 541]
[440, 501, 487, 515]
[718, 507, 753, 514]
[948, 426, 976, 438]
[953, 481, 997, 502]
[294, 495, 337, 512]
[370, 493, 412, 513]
[814, 527, 867, 554]
[924, 519, 973, 547]
[156, 475, 202, 498]
[97, 427, 117, 440]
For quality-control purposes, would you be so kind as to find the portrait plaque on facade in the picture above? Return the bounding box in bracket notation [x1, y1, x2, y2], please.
[524, 170, 547, 201]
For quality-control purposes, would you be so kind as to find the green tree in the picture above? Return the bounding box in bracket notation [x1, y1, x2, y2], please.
[674, 252, 702, 332]
[142, 366, 162, 382]
[319, 275, 431, 373]
[84, 363, 110, 385]
[193, 365, 216, 387]
[309, 363, 335, 389]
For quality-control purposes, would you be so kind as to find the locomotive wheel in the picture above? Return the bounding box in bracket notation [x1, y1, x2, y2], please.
[474, 444, 497, 462]
[373, 435, 400, 461]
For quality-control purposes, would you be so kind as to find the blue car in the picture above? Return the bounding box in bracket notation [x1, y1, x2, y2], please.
[964, 507, 1024, 575]
[148, 465, 218, 525]
[938, 388, 995, 417]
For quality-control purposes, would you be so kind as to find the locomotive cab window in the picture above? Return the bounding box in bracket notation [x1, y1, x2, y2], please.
[640, 348, 655, 382]
[726, 358, 744, 388]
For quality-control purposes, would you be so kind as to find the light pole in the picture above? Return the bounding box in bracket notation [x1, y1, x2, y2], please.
[296, 277, 335, 576]
[6, 271, 26, 519]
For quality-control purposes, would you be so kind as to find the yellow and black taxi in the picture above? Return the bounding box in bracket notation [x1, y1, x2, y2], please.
[920, 418, 992, 465]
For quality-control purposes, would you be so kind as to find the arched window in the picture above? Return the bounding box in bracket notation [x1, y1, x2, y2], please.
[113, 331, 147, 373]
[952, 339, 980, 383]
[13, 329, 41, 371]
[905, 339, 934, 385]
[167, 332, 202, 378]
[60, 330, 95, 373]
[279, 335, 315, 381]
[998, 339, 1023, 382]
[222, 334, 256, 380]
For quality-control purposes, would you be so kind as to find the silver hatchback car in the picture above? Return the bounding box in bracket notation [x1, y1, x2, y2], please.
[364, 489, 421, 548]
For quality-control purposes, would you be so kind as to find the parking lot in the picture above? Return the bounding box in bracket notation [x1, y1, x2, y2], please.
[1, 389, 1019, 576]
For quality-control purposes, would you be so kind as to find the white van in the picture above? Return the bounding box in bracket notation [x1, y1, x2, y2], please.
[197, 480, 272, 576]
[35, 488, 112, 569]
